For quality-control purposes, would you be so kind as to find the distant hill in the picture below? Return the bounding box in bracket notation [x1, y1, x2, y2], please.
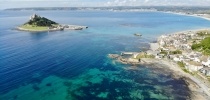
[25, 14, 58, 27]
[4, 7, 210, 15]
[4, 6, 210, 12]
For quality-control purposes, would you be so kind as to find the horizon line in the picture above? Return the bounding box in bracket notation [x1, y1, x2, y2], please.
[4, 5, 210, 10]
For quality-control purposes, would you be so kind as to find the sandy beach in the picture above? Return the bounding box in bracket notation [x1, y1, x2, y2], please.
[163, 11, 210, 22]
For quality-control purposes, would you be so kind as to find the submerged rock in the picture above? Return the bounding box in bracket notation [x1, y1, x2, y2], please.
[32, 85, 40, 91]
[46, 83, 52, 87]
[134, 33, 142, 37]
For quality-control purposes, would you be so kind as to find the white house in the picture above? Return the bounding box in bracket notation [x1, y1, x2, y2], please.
[184, 61, 203, 72]
[194, 57, 201, 62]
[185, 65, 203, 72]
[200, 67, 210, 76]
[162, 47, 169, 51]
[179, 56, 185, 61]
[159, 40, 165, 47]
[202, 58, 210, 67]
[133, 53, 139, 59]
[173, 57, 181, 62]
[156, 54, 164, 59]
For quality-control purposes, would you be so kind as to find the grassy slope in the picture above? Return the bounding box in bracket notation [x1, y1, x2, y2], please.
[19, 24, 48, 31]
[192, 37, 210, 55]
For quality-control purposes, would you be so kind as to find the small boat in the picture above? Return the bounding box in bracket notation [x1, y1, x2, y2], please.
[134, 33, 142, 36]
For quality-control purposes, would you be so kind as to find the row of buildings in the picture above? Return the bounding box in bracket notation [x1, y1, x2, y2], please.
[157, 30, 210, 76]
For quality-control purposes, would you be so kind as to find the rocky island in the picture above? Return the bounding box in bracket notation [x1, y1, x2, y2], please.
[17, 14, 88, 32]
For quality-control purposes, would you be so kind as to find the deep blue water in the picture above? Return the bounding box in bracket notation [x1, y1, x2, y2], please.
[1, 10, 210, 100]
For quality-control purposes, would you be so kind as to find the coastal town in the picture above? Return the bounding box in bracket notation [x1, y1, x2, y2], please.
[111, 29, 210, 75]
[157, 30, 210, 75]
[109, 29, 210, 99]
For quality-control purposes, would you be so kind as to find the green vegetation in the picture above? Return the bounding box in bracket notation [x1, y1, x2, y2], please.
[177, 61, 190, 73]
[196, 30, 210, 36]
[20, 24, 48, 31]
[192, 37, 210, 55]
[135, 53, 155, 59]
[159, 50, 168, 55]
[177, 61, 195, 75]
[18, 14, 60, 31]
[169, 50, 182, 55]
[25, 14, 58, 27]
[207, 77, 210, 82]
[160, 49, 182, 55]
[177, 61, 185, 68]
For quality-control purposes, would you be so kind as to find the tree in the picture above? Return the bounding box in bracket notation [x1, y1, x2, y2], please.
[25, 15, 58, 26]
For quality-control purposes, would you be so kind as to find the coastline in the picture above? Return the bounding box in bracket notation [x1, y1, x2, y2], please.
[109, 27, 210, 100]
[16, 25, 88, 32]
[2, 9, 210, 100]
[162, 11, 210, 21]
[109, 53, 210, 99]
[149, 28, 210, 99]
[140, 58, 210, 100]
[16, 26, 62, 32]
[157, 27, 210, 40]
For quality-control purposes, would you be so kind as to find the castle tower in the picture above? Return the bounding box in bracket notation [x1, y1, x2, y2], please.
[30, 13, 38, 20]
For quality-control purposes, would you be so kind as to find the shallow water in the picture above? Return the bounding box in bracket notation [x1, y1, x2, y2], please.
[1, 10, 210, 100]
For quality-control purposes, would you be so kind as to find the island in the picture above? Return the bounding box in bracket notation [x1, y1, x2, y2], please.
[17, 14, 88, 32]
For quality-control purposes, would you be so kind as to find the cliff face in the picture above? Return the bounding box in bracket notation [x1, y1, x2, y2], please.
[25, 14, 58, 27]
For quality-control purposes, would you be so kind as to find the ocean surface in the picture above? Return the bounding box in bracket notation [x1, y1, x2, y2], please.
[1, 10, 210, 100]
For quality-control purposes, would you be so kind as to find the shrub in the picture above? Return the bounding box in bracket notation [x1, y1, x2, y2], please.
[191, 37, 210, 55]
[160, 50, 168, 55]
[169, 50, 182, 55]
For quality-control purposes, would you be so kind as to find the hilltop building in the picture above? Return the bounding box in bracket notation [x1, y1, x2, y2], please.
[30, 13, 39, 20]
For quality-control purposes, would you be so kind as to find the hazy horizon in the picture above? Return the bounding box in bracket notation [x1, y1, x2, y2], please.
[1, 0, 210, 10]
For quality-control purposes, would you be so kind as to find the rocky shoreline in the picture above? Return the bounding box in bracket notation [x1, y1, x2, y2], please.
[108, 54, 141, 65]
[140, 58, 210, 100]
[16, 25, 88, 32]
[108, 28, 210, 99]
[108, 53, 210, 99]
[16, 26, 61, 32]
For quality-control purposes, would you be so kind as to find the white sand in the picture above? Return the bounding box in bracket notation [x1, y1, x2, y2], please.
[163, 11, 210, 22]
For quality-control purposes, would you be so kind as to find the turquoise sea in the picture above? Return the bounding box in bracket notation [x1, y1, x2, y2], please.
[1, 10, 210, 100]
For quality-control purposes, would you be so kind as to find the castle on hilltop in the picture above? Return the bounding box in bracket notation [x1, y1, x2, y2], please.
[30, 13, 39, 20]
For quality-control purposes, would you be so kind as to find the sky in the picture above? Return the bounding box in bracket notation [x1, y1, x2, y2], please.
[1, 0, 210, 9]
